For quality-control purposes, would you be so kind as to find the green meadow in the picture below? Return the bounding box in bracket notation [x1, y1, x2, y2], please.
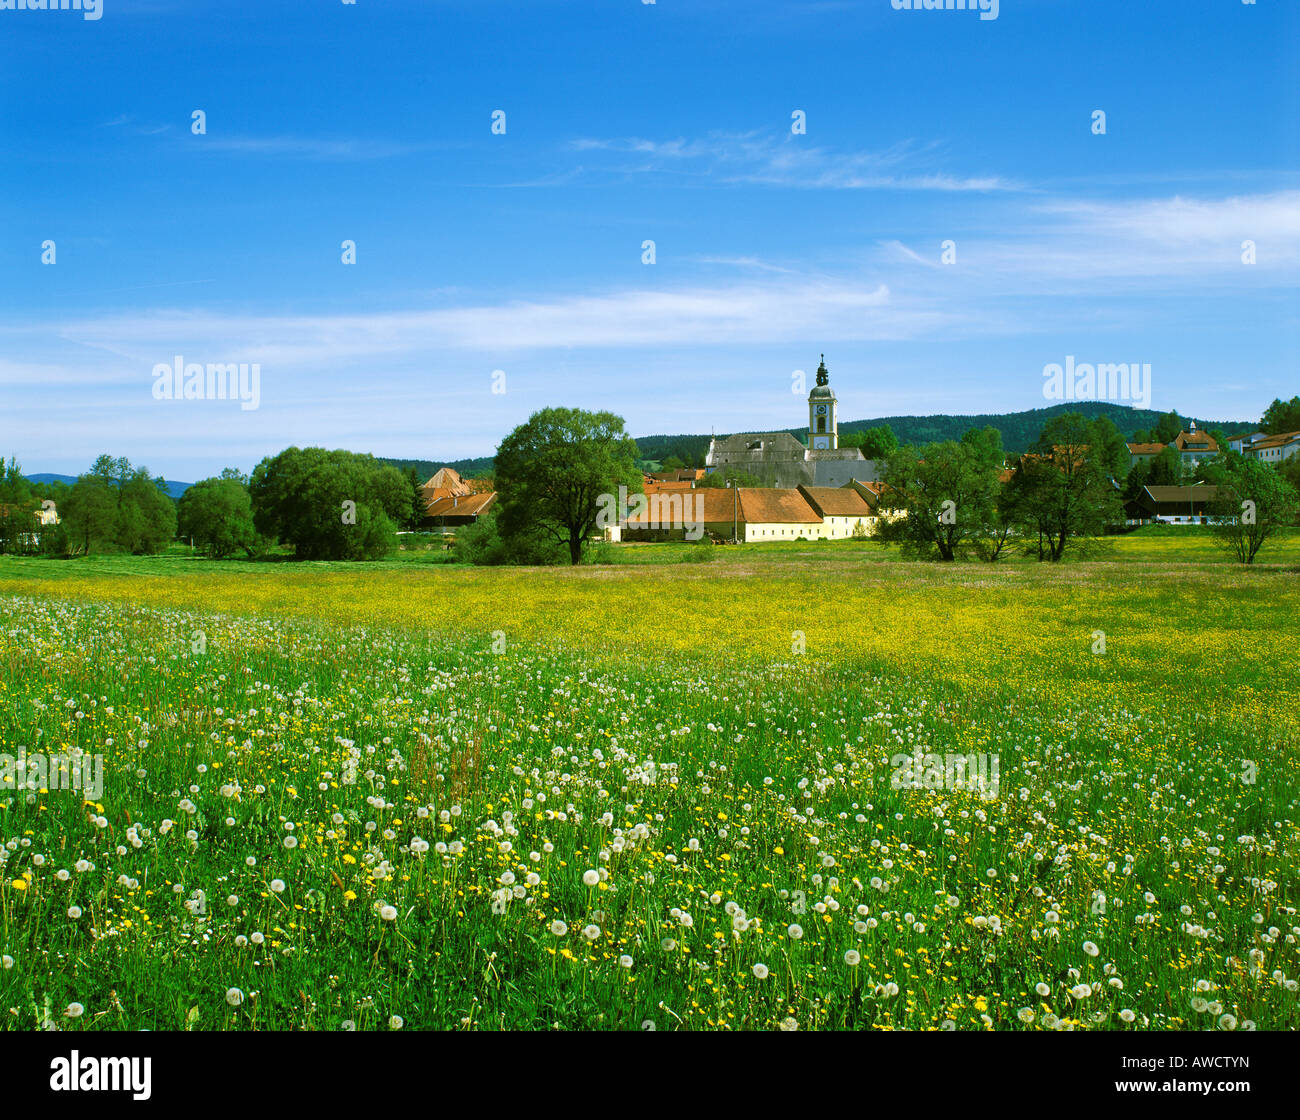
[0, 528, 1296, 1030]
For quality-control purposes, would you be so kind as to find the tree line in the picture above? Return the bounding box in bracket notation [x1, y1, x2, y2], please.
[4, 395, 1296, 565]
[0, 448, 431, 560]
[876, 411, 1298, 564]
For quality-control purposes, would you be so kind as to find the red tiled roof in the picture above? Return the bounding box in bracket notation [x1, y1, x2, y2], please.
[737, 488, 820, 524]
[422, 467, 486, 504]
[625, 487, 822, 527]
[624, 489, 712, 528]
[1249, 430, 1300, 450]
[425, 492, 496, 518]
[797, 485, 873, 518]
[1170, 430, 1218, 453]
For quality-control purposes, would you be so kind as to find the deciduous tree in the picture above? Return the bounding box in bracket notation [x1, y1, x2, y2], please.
[495, 407, 642, 565]
[178, 475, 261, 558]
[876, 440, 1000, 561]
[1204, 457, 1299, 564]
[250, 447, 410, 560]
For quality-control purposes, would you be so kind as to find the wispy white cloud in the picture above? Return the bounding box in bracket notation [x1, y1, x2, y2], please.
[567, 131, 1015, 192]
[198, 135, 431, 160]
[690, 255, 798, 274]
[882, 190, 1300, 288]
[38, 281, 979, 366]
[4, 190, 1292, 381]
[96, 117, 420, 157]
[1038, 191, 1300, 244]
[881, 241, 940, 268]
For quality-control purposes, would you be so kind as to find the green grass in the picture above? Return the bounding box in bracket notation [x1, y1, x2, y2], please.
[0, 537, 1296, 1032]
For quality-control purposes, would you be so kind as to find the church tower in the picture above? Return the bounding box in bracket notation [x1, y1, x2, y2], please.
[808, 354, 837, 450]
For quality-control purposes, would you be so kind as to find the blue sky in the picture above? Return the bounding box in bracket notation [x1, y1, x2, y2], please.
[2, 0, 1297, 481]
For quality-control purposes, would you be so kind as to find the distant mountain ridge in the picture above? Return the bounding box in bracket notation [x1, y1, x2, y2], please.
[24, 473, 192, 499]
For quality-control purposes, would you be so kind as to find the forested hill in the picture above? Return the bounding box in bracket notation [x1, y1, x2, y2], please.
[386, 402, 1250, 477]
[379, 455, 498, 479]
[840, 402, 1250, 453]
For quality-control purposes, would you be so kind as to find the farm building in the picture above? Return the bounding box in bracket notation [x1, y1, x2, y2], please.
[622, 481, 889, 543]
[796, 485, 877, 539]
[423, 491, 496, 529]
[1124, 484, 1225, 525]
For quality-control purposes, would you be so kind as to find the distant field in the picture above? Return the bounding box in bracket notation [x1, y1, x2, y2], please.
[0, 534, 1296, 1030]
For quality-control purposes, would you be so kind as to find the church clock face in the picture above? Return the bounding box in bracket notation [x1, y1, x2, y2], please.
[815, 404, 827, 416]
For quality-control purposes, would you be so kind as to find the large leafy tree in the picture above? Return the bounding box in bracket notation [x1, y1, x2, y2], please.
[1203, 457, 1299, 564]
[1152, 409, 1185, 444]
[250, 447, 412, 560]
[61, 475, 118, 555]
[1147, 445, 1184, 486]
[841, 424, 900, 460]
[1280, 455, 1300, 494]
[1086, 414, 1129, 479]
[495, 407, 642, 565]
[959, 425, 1004, 470]
[1123, 443, 1184, 501]
[178, 472, 261, 558]
[0, 457, 38, 554]
[404, 466, 428, 530]
[116, 470, 178, 554]
[0, 456, 34, 507]
[1006, 413, 1122, 561]
[876, 439, 1001, 561]
[57, 456, 176, 555]
[1193, 447, 1241, 484]
[1261, 396, 1300, 436]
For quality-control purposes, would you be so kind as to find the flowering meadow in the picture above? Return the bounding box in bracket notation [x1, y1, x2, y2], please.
[0, 544, 1297, 1031]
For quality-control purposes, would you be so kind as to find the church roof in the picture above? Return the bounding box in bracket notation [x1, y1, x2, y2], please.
[1171, 429, 1218, 453]
[708, 431, 807, 457]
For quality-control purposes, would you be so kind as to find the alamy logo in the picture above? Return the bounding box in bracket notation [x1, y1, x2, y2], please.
[0, 749, 103, 800]
[596, 485, 704, 541]
[50, 1052, 150, 1100]
[0, 0, 102, 19]
[1042, 355, 1151, 410]
[152, 355, 261, 411]
[890, 0, 998, 21]
[890, 751, 1000, 799]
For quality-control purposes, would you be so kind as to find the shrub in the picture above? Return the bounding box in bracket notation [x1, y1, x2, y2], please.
[681, 540, 715, 563]
[454, 513, 567, 566]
